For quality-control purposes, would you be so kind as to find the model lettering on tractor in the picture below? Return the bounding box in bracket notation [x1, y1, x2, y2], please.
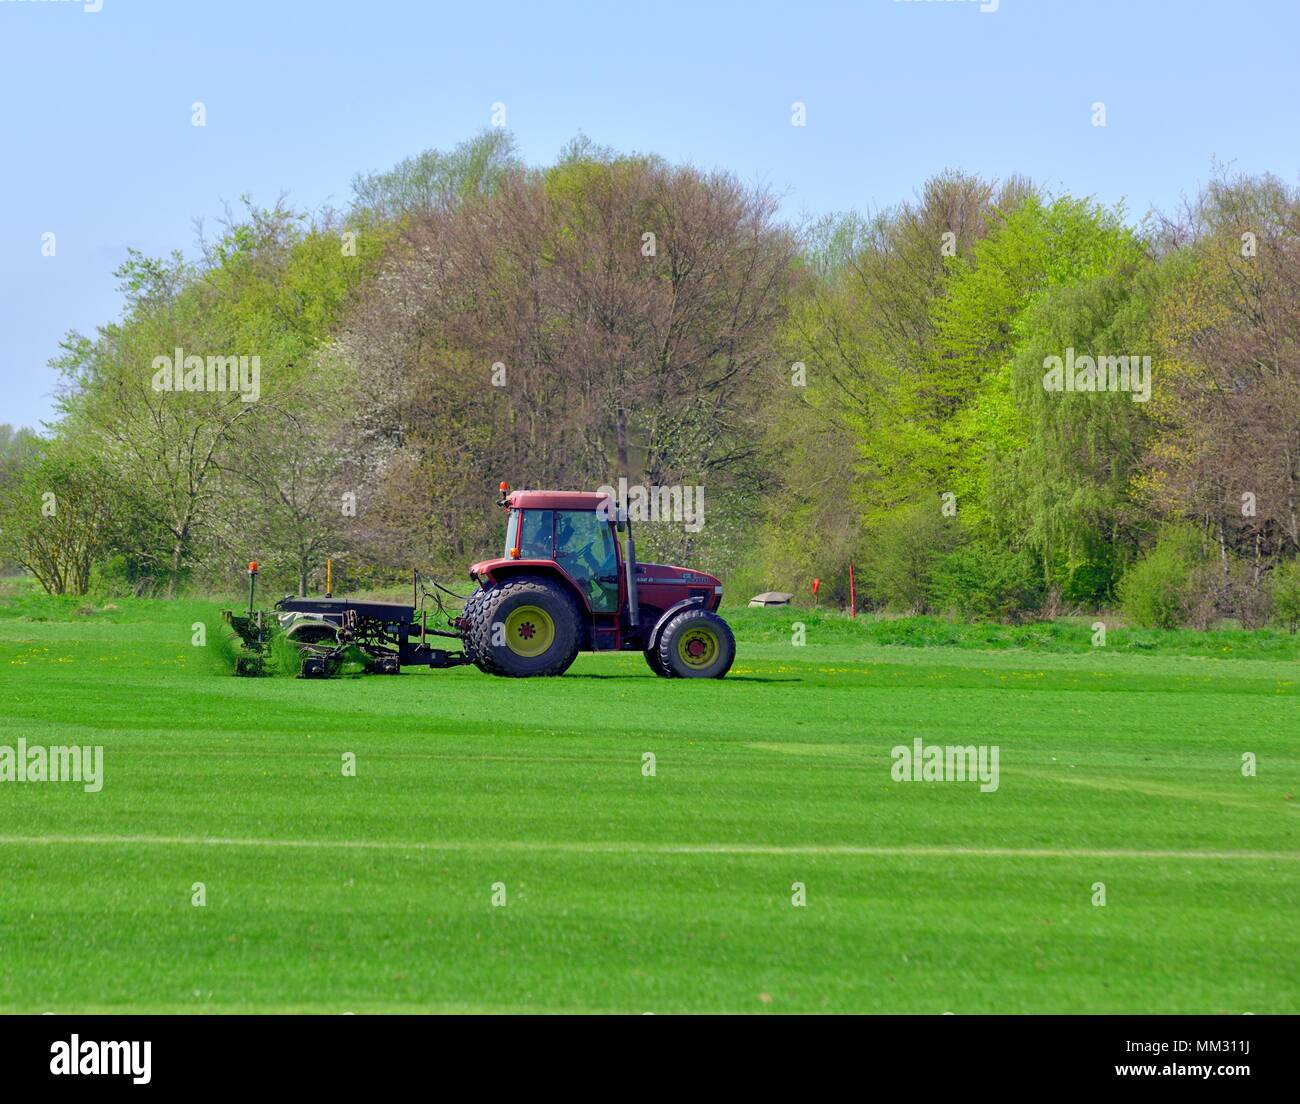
[221, 482, 736, 680]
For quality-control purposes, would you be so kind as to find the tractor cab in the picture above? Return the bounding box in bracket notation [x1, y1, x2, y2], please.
[501, 495, 621, 613]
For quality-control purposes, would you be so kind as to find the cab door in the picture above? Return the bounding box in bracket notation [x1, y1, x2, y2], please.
[555, 510, 619, 613]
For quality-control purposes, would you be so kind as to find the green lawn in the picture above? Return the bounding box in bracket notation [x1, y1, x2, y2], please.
[0, 594, 1296, 1013]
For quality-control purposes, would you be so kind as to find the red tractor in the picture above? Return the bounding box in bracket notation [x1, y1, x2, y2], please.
[225, 483, 735, 679]
[456, 483, 735, 678]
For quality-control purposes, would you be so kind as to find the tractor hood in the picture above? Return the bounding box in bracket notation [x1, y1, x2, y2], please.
[632, 562, 721, 590]
[633, 562, 725, 613]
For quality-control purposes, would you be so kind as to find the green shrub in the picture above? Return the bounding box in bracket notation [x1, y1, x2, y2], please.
[88, 553, 170, 599]
[1060, 556, 1119, 606]
[862, 502, 962, 613]
[1270, 559, 1300, 633]
[928, 541, 1044, 622]
[1116, 524, 1200, 629]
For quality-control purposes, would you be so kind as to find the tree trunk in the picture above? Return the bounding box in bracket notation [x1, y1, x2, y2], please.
[614, 409, 630, 476]
[167, 539, 183, 599]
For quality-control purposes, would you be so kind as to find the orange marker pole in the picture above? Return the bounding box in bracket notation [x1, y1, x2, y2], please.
[848, 564, 856, 621]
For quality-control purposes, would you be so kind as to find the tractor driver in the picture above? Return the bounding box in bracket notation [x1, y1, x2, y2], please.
[555, 512, 617, 610]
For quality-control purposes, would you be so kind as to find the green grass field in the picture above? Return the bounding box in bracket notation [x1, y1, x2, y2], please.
[1, 591, 1297, 1013]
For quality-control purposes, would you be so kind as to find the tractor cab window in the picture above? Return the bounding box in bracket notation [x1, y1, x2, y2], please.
[506, 509, 554, 559]
[555, 510, 618, 613]
[504, 510, 519, 556]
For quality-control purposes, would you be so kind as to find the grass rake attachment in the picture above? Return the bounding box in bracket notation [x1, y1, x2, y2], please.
[221, 563, 473, 679]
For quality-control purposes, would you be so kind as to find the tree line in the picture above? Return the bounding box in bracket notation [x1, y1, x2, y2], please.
[2, 131, 1298, 630]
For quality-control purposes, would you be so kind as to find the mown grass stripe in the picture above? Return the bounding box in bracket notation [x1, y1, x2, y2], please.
[0, 834, 1296, 861]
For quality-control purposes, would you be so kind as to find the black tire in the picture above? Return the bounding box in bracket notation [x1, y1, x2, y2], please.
[644, 647, 674, 678]
[467, 575, 582, 677]
[458, 586, 489, 660]
[657, 609, 736, 679]
[637, 605, 672, 677]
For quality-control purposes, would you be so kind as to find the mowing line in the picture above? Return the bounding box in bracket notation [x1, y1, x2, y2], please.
[0, 834, 1295, 861]
[1005, 766, 1300, 818]
[746, 743, 1297, 819]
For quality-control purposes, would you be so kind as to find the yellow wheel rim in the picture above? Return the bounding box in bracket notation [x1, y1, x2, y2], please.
[677, 626, 718, 669]
[503, 605, 555, 657]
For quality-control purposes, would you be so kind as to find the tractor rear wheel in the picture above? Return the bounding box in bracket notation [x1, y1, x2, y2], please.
[468, 575, 582, 677]
[458, 586, 489, 649]
[657, 608, 736, 679]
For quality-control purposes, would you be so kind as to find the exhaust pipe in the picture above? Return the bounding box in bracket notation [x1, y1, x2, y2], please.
[620, 508, 639, 628]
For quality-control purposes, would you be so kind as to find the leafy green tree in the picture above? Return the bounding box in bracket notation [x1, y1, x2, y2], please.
[932, 195, 1147, 530]
[860, 501, 962, 613]
[989, 254, 1166, 602]
[928, 541, 1043, 623]
[0, 444, 122, 595]
[1117, 523, 1202, 628]
[52, 201, 387, 595]
[350, 130, 521, 222]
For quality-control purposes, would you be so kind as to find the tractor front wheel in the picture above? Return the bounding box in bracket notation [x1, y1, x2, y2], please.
[643, 646, 673, 678]
[657, 609, 736, 679]
[468, 576, 582, 677]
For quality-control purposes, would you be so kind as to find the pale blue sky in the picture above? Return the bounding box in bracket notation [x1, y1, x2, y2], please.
[3, 0, 1298, 430]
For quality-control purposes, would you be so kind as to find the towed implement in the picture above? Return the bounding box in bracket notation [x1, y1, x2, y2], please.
[223, 581, 472, 679]
[222, 482, 736, 680]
